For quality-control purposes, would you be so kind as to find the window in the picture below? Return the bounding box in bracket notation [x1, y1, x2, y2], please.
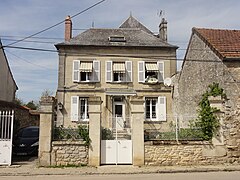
[108, 36, 126, 42]
[72, 60, 100, 82]
[106, 61, 132, 82]
[145, 98, 157, 120]
[138, 61, 164, 83]
[80, 98, 89, 120]
[145, 96, 167, 121]
[71, 96, 89, 121]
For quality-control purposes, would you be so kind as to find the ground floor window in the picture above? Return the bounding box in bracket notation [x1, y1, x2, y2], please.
[80, 98, 89, 120]
[145, 98, 157, 120]
[71, 96, 89, 121]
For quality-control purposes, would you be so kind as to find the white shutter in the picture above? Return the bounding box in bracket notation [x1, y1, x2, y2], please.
[93, 60, 100, 82]
[71, 96, 79, 121]
[158, 61, 164, 82]
[73, 60, 80, 82]
[138, 61, 145, 82]
[157, 96, 166, 121]
[106, 61, 112, 82]
[125, 61, 132, 82]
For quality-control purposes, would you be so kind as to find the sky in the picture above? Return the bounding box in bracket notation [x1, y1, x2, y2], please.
[1, 0, 240, 103]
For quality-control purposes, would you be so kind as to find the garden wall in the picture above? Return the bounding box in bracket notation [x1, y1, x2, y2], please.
[51, 140, 88, 166]
[145, 141, 240, 166]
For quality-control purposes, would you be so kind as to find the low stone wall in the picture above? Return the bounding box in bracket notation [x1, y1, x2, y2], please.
[145, 141, 240, 166]
[51, 140, 88, 166]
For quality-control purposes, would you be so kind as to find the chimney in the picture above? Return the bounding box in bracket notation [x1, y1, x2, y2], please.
[159, 18, 167, 42]
[65, 15, 72, 41]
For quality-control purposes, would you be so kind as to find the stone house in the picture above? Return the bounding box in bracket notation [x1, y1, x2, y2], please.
[174, 28, 240, 162]
[0, 39, 18, 102]
[54, 15, 178, 166]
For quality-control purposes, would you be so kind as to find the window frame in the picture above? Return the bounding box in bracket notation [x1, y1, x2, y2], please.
[79, 98, 89, 121]
[145, 97, 158, 121]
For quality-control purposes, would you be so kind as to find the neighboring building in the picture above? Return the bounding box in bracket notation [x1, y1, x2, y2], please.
[55, 15, 177, 130]
[55, 15, 177, 165]
[174, 28, 240, 122]
[0, 39, 18, 102]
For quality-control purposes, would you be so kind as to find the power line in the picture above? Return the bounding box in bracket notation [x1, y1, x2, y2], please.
[5, 50, 57, 71]
[3, 45, 228, 63]
[0, 35, 63, 40]
[4, 0, 106, 47]
[1, 38, 56, 44]
[5, 45, 57, 52]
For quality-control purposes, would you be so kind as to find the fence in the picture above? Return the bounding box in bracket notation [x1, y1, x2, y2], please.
[144, 115, 204, 141]
[53, 124, 89, 141]
[0, 110, 14, 166]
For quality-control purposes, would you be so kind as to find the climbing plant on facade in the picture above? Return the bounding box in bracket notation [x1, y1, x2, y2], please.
[193, 82, 226, 141]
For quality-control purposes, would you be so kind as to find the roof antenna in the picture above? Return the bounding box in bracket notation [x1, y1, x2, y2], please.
[157, 10, 165, 19]
[130, 11, 132, 17]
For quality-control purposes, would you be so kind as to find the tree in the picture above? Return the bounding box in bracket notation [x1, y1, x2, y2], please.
[25, 101, 38, 110]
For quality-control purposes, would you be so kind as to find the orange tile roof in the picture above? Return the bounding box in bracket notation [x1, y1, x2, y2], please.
[193, 28, 240, 60]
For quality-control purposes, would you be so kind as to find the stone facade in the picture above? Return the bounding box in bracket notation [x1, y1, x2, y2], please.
[174, 33, 239, 122]
[173, 28, 240, 165]
[145, 141, 240, 166]
[51, 141, 88, 166]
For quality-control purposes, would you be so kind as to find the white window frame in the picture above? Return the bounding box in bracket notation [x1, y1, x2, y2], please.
[144, 96, 167, 121]
[79, 98, 89, 121]
[145, 97, 158, 121]
[71, 96, 89, 122]
[73, 60, 100, 83]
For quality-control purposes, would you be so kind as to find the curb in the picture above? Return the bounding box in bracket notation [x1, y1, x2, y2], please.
[0, 166, 240, 176]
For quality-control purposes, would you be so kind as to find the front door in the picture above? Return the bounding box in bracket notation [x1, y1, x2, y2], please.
[113, 102, 125, 130]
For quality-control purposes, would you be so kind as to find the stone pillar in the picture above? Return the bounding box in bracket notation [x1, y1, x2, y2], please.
[130, 96, 145, 166]
[39, 96, 56, 166]
[202, 96, 226, 157]
[88, 96, 102, 166]
[208, 96, 224, 145]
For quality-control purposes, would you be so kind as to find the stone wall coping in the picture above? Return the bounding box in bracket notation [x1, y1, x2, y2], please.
[145, 140, 211, 146]
[52, 140, 86, 146]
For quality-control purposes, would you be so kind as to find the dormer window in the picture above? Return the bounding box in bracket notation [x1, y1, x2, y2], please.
[108, 36, 126, 42]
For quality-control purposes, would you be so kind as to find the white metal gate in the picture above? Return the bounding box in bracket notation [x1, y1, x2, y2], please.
[101, 116, 132, 165]
[0, 110, 14, 166]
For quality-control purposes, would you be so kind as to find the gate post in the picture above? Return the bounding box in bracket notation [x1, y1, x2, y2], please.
[130, 96, 144, 166]
[39, 96, 56, 166]
[88, 96, 102, 166]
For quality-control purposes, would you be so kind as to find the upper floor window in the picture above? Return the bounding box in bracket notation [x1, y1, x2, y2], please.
[71, 96, 89, 121]
[138, 61, 164, 84]
[106, 61, 132, 83]
[73, 60, 100, 83]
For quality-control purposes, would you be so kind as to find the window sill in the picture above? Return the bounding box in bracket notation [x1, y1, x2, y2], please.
[74, 81, 99, 84]
[107, 81, 131, 84]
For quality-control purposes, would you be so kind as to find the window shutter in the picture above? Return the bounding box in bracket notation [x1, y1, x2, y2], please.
[158, 61, 164, 82]
[93, 60, 100, 82]
[73, 60, 80, 82]
[157, 96, 166, 121]
[125, 61, 132, 82]
[106, 61, 112, 82]
[71, 96, 79, 121]
[138, 61, 145, 82]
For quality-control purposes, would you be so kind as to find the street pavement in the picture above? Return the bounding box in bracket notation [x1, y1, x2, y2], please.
[1, 156, 240, 177]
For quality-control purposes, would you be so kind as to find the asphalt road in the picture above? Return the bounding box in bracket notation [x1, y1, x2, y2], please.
[0, 171, 240, 180]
